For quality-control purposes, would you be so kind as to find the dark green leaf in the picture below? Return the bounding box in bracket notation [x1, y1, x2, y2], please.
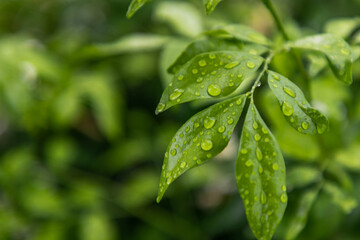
[236, 103, 287, 240]
[126, 0, 151, 18]
[287, 34, 354, 84]
[157, 95, 247, 202]
[203, 0, 222, 15]
[267, 71, 328, 135]
[324, 182, 357, 213]
[156, 51, 263, 113]
[206, 24, 273, 46]
[285, 185, 321, 240]
[168, 37, 269, 74]
[287, 166, 321, 190]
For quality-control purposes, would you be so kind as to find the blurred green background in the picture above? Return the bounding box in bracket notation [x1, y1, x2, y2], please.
[0, 0, 360, 239]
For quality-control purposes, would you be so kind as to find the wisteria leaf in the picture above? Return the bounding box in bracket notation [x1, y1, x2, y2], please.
[325, 17, 360, 39]
[267, 71, 329, 135]
[203, 0, 222, 15]
[157, 95, 247, 202]
[156, 51, 263, 114]
[287, 166, 321, 191]
[236, 103, 287, 240]
[287, 34, 354, 84]
[206, 24, 273, 46]
[126, 0, 151, 18]
[324, 182, 358, 214]
[168, 37, 268, 74]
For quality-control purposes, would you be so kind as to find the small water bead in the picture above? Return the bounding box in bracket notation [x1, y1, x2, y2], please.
[272, 163, 279, 171]
[245, 160, 253, 167]
[302, 121, 309, 130]
[206, 153, 212, 158]
[192, 69, 198, 74]
[196, 77, 203, 83]
[157, 103, 165, 112]
[227, 118, 234, 124]
[246, 61, 256, 69]
[237, 74, 243, 79]
[178, 75, 184, 81]
[261, 192, 267, 204]
[170, 149, 177, 156]
[180, 162, 186, 168]
[254, 133, 261, 141]
[252, 121, 258, 130]
[258, 165, 264, 174]
[193, 137, 198, 142]
[224, 61, 240, 69]
[218, 126, 226, 133]
[185, 127, 190, 132]
[282, 185, 287, 192]
[201, 139, 213, 151]
[209, 53, 216, 59]
[196, 159, 202, 165]
[211, 71, 217, 75]
[200, 131, 204, 136]
[282, 101, 294, 116]
[236, 99, 242, 105]
[290, 117, 295, 123]
[283, 86, 296, 98]
[272, 74, 280, 80]
[341, 48, 350, 55]
[241, 149, 248, 154]
[207, 84, 222, 97]
[199, 59, 207, 67]
[256, 147, 263, 160]
[194, 123, 200, 128]
[261, 127, 268, 134]
[166, 177, 172, 184]
[204, 117, 216, 129]
[264, 138, 269, 142]
[272, 84, 278, 88]
[280, 193, 288, 203]
[169, 89, 184, 101]
[228, 82, 234, 87]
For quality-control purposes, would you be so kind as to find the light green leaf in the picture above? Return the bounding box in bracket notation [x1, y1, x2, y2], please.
[156, 51, 263, 113]
[126, 0, 151, 18]
[325, 17, 360, 39]
[334, 143, 360, 172]
[324, 182, 358, 214]
[287, 34, 354, 84]
[157, 95, 247, 202]
[236, 103, 287, 240]
[267, 71, 328, 135]
[168, 37, 268, 74]
[287, 166, 321, 190]
[154, 1, 203, 37]
[206, 24, 273, 46]
[285, 185, 321, 240]
[203, 0, 222, 15]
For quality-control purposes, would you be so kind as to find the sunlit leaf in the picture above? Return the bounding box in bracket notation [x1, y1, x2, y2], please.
[267, 70, 328, 135]
[156, 51, 263, 113]
[168, 37, 268, 74]
[126, 0, 151, 18]
[334, 143, 360, 172]
[206, 24, 273, 46]
[203, 0, 222, 15]
[323, 182, 358, 214]
[325, 17, 360, 39]
[285, 185, 321, 240]
[236, 103, 287, 240]
[157, 95, 247, 202]
[287, 34, 354, 84]
[287, 166, 321, 190]
[154, 1, 203, 37]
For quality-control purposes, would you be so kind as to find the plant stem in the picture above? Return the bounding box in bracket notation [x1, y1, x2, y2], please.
[261, 0, 289, 40]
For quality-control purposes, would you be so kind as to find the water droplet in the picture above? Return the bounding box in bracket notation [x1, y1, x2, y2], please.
[282, 101, 294, 116]
[157, 103, 165, 112]
[206, 153, 212, 158]
[256, 147, 263, 160]
[207, 84, 222, 97]
[272, 163, 279, 171]
[209, 53, 216, 59]
[199, 59, 207, 67]
[272, 74, 280, 80]
[237, 74, 243, 79]
[185, 126, 190, 132]
[180, 162, 186, 168]
[224, 61, 240, 69]
[280, 193, 288, 203]
[261, 127, 268, 134]
[272, 84, 278, 88]
[282, 185, 287, 191]
[192, 69, 198, 74]
[246, 61, 256, 69]
[241, 149, 248, 154]
[290, 117, 295, 123]
[169, 89, 184, 101]
[341, 48, 350, 55]
[227, 118, 234, 124]
[204, 117, 216, 129]
[258, 165, 264, 174]
[245, 160, 253, 167]
[170, 149, 177, 156]
[261, 192, 267, 204]
[302, 121, 309, 130]
[218, 126, 226, 133]
[194, 123, 200, 128]
[177, 75, 184, 81]
[283, 86, 296, 98]
[166, 177, 172, 184]
[196, 159, 202, 165]
[254, 133, 261, 141]
[236, 99, 242, 105]
[211, 71, 217, 75]
[201, 139, 213, 151]
[196, 77, 203, 83]
[228, 82, 234, 87]
[252, 121, 258, 129]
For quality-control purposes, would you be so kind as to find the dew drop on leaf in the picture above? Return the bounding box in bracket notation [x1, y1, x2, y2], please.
[207, 84, 222, 96]
[246, 61, 256, 69]
[218, 126, 226, 133]
[169, 89, 184, 101]
[201, 139, 214, 151]
[224, 61, 240, 69]
[283, 86, 296, 98]
[281, 101, 294, 116]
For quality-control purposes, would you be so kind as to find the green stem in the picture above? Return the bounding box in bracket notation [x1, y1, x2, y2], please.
[261, 0, 289, 40]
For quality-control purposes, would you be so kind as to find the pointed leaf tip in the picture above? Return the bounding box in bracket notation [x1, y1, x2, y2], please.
[126, 0, 151, 18]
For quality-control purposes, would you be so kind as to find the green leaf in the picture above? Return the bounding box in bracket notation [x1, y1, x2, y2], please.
[325, 17, 360, 39]
[323, 182, 358, 214]
[287, 34, 354, 84]
[203, 0, 222, 15]
[126, 0, 151, 18]
[168, 37, 268, 74]
[236, 103, 287, 240]
[206, 24, 273, 46]
[157, 95, 247, 202]
[334, 143, 360, 172]
[287, 166, 321, 190]
[156, 51, 263, 113]
[267, 71, 328, 135]
[285, 185, 321, 240]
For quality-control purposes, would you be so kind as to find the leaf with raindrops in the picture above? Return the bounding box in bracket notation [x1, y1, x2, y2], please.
[168, 37, 269, 74]
[206, 24, 273, 46]
[287, 34, 354, 84]
[236, 103, 287, 240]
[157, 95, 247, 202]
[267, 71, 329, 135]
[203, 0, 222, 15]
[156, 51, 263, 114]
[126, 0, 151, 18]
